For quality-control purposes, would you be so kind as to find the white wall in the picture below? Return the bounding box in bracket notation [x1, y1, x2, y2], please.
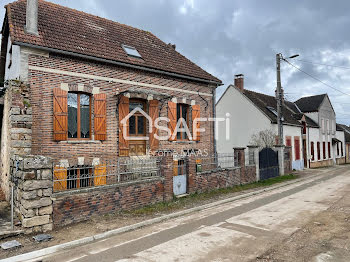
[336, 131, 346, 159]
[216, 85, 271, 153]
[4, 38, 21, 81]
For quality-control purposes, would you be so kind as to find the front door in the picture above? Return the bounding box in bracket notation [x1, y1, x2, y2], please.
[129, 100, 146, 156]
[303, 139, 307, 167]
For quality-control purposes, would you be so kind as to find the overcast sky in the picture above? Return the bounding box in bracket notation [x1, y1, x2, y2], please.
[1, 0, 350, 124]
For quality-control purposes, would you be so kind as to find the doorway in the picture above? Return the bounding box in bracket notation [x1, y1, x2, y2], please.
[129, 99, 146, 156]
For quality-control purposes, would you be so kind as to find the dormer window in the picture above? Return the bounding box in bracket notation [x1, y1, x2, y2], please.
[122, 45, 142, 58]
[266, 106, 284, 121]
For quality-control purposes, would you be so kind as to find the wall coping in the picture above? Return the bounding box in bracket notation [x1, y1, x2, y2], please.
[197, 166, 240, 175]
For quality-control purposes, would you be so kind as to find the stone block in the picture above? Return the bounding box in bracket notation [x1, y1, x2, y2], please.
[10, 115, 32, 123]
[41, 169, 52, 180]
[22, 190, 37, 200]
[20, 205, 36, 218]
[22, 215, 50, 228]
[10, 108, 21, 115]
[42, 188, 52, 197]
[37, 189, 43, 197]
[11, 140, 32, 148]
[23, 156, 52, 170]
[22, 197, 52, 210]
[10, 128, 32, 134]
[42, 223, 53, 232]
[38, 206, 53, 216]
[22, 171, 36, 180]
[23, 180, 52, 191]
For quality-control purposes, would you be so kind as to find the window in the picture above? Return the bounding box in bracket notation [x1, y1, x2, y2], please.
[328, 142, 331, 158]
[321, 119, 325, 133]
[317, 142, 321, 160]
[337, 142, 340, 156]
[122, 45, 142, 58]
[67, 167, 93, 189]
[303, 121, 307, 134]
[326, 119, 330, 134]
[341, 142, 344, 156]
[178, 159, 186, 176]
[323, 142, 326, 159]
[68, 93, 91, 139]
[294, 137, 300, 160]
[176, 104, 189, 140]
[129, 100, 146, 136]
[311, 142, 315, 161]
[266, 106, 284, 121]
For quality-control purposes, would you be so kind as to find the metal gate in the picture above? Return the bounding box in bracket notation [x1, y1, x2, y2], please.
[173, 160, 187, 196]
[259, 147, 279, 180]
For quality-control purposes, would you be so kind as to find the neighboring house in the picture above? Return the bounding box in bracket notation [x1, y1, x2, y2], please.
[216, 74, 305, 170]
[0, 0, 222, 198]
[336, 124, 350, 163]
[295, 94, 346, 167]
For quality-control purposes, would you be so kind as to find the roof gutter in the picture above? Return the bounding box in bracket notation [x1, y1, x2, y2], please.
[14, 41, 223, 87]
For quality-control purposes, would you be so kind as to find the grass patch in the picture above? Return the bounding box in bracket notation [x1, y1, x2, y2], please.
[122, 174, 298, 217]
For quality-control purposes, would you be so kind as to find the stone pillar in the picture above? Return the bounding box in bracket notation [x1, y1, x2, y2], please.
[11, 155, 53, 234]
[161, 153, 174, 201]
[233, 147, 246, 184]
[274, 145, 285, 176]
[284, 146, 292, 174]
[247, 145, 260, 181]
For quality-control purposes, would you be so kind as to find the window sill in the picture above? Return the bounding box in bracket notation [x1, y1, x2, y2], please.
[172, 141, 197, 144]
[59, 140, 102, 144]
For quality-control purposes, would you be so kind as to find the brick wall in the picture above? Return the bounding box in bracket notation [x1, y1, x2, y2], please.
[53, 178, 164, 226]
[28, 53, 216, 165]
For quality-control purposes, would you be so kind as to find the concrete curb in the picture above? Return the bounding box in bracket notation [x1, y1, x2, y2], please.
[2, 173, 325, 262]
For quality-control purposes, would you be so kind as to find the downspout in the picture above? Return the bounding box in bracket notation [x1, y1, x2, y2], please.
[307, 126, 310, 168]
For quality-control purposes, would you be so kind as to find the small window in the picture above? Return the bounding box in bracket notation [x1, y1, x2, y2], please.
[266, 106, 284, 121]
[122, 45, 142, 58]
[67, 167, 93, 189]
[176, 104, 189, 140]
[68, 93, 91, 139]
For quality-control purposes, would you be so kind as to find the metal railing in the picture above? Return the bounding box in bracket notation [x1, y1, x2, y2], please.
[53, 156, 162, 192]
[196, 153, 236, 173]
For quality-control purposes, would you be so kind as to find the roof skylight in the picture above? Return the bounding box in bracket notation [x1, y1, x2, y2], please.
[267, 106, 284, 121]
[122, 45, 142, 58]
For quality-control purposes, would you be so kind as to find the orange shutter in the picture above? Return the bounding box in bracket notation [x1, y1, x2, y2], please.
[168, 101, 177, 141]
[149, 100, 159, 151]
[94, 164, 107, 186]
[119, 96, 129, 156]
[53, 88, 68, 141]
[94, 93, 107, 141]
[53, 166, 67, 191]
[173, 160, 178, 176]
[192, 104, 200, 141]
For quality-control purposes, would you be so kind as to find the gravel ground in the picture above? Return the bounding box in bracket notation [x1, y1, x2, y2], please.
[255, 183, 350, 262]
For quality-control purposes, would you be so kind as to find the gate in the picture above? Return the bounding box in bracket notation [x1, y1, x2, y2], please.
[259, 147, 279, 180]
[173, 159, 187, 196]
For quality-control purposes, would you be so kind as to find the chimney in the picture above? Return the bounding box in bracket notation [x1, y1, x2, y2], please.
[234, 74, 244, 91]
[168, 43, 176, 50]
[25, 0, 39, 35]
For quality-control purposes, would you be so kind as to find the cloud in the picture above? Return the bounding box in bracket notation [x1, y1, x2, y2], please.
[0, 0, 349, 124]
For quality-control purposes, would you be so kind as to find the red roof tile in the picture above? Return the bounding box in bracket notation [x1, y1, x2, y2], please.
[6, 0, 221, 84]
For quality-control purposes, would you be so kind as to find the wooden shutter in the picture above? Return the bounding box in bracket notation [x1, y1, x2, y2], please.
[168, 101, 177, 141]
[192, 104, 200, 141]
[173, 160, 178, 176]
[94, 164, 107, 186]
[53, 166, 67, 191]
[149, 100, 159, 151]
[294, 137, 300, 160]
[94, 93, 107, 141]
[119, 96, 129, 156]
[53, 88, 68, 141]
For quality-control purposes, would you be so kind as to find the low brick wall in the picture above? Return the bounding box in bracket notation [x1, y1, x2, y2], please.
[336, 157, 346, 165]
[52, 178, 165, 226]
[309, 159, 334, 168]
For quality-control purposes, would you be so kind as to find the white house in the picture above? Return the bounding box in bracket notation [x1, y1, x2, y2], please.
[295, 94, 346, 167]
[216, 75, 305, 170]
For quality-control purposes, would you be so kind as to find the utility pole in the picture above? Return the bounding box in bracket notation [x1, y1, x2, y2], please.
[276, 53, 284, 146]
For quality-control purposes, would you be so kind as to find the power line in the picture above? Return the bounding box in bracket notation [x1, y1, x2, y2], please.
[283, 59, 350, 97]
[297, 59, 350, 70]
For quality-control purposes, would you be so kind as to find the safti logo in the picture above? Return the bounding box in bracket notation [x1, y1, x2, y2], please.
[121, 108, 231, 141]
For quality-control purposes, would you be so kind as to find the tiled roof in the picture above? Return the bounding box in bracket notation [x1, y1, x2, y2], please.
[294, 94, 327, 113]
[293, 113, 319, 128]
[243, 89, 302, 126]
[337, 124, 350, 142]
[5, 0, 221, 84]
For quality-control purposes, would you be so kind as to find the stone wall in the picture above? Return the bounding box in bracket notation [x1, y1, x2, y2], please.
[11, 155, 53, 234]
[1, 80, 32, 200]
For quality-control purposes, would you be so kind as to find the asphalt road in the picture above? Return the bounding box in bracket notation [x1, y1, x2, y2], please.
[24, 165, 350, 262]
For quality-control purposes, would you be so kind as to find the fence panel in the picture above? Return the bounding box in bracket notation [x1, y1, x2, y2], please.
[196, 153, 236, 173]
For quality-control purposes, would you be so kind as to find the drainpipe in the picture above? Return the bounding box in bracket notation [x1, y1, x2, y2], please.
[212, 86, 217, 155]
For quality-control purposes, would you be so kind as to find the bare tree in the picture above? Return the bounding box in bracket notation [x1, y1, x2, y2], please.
[249, 129, 276, 148]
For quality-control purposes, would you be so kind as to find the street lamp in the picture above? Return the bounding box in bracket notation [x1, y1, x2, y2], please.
[276, 53, 300, 145]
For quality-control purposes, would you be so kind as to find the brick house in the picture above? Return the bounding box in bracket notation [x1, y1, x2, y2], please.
[0, 0, 222, 200]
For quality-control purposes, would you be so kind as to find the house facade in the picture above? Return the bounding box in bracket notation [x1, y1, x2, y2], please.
[336, 124, 350, 163]
[295, 94, 346, 168]
[216, 75, 305, 170]
[0, 0, 222, 200]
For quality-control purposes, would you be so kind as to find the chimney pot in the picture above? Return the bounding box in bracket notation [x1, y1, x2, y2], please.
[25, 0, 39, 35]
[234, 74, 244, 91]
